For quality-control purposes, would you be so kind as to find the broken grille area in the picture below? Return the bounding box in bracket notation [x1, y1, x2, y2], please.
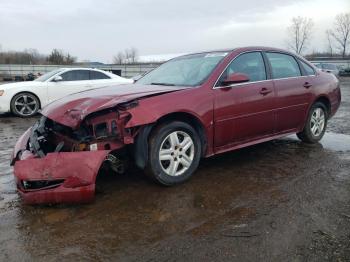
[28, 115, 124, 157]
[21, 179, 64, 191]
[29, 116, 95, 156]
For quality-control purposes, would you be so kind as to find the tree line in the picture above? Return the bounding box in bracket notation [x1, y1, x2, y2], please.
[112, 47, 138, 64]
[287, 13, 350, 57]
[0, 48, 76, 65]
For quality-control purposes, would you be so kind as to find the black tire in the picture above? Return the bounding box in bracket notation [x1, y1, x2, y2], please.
[10, 92, 40, 117]
[297, 102, 328, 143]
[146, 121, 201, 186]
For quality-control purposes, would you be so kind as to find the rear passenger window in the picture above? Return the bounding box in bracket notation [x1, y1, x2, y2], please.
[266, 52, 301, 79]
[299, 60, 315, 75]
[220, 52, 266, 83]
[90, 71, 110, 80]
[60, 70, 90, 81]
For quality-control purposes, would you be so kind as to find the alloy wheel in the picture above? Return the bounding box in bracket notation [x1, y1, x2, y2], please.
[14, 94, 38, 116]
[310, 107, 325, 137]
[158, 131, 195, 177]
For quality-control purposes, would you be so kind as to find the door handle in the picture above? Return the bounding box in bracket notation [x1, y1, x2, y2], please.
[259, 88, 272, 95]
[303, 82, 312, 88]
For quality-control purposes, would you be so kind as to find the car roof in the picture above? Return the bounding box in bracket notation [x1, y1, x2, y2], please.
[56, 68, 122, 78]
[176, 46, 299, 58]
[60, 67, 101, 71]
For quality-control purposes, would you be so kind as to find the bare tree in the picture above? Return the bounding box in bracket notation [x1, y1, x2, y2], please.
[113, 48, 138, 64]
[47, 49, 65, 64]
[65, 53, 76, 64]
[287, 16, 314, 54]
[24, 48, 47, 64]
[124, 49, 131, 63]
[329, 13, 350, 58]
[128, 47, 138, 63]
[326, 30, 334, 56]
[47, 49, 76, 65]
[113, 51, 125, 64]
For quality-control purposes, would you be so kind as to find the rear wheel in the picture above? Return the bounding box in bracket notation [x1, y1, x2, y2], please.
[11, 92, 40, 117]
[297, 102, 328, 143]
[146, 121, 201, 186]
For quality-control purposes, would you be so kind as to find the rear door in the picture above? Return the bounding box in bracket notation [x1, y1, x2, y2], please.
[47, 70, 91, 102]
[265, 52, 312, 133]
[214, 51, 276, 150]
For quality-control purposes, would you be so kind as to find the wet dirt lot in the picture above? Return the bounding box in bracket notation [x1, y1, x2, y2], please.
[1, 79, 350, 261]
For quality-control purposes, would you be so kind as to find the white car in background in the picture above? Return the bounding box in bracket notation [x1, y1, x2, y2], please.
[0, 68, 133, 117]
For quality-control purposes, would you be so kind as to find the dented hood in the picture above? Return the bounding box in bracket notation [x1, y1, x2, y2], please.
[41, 84, 189, 128]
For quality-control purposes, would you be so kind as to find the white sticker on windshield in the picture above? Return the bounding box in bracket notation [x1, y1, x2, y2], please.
[205, 53, 228, 58]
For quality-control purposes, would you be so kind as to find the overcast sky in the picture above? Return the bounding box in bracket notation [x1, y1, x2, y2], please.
[0, 0, 349, 62]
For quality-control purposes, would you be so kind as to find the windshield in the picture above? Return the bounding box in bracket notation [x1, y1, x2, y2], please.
[35, 69, 65, 82]
[137, 52, 228, 86]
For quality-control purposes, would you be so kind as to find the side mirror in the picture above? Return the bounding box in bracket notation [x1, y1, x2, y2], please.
[222, 73, 250, 86]
[52, 75, 63, 82]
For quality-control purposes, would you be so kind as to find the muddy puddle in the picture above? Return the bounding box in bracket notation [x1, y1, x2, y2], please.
[0, 128, 349, 260]
[286, 132, 350, 152]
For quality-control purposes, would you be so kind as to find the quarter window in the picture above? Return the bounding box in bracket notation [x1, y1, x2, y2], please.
[299, 60, 315, 75]
[90, 71, 110, 80]
[266, 52, 301, 79]
[219, 52, 266, 85]
[60, 70, 90, 81]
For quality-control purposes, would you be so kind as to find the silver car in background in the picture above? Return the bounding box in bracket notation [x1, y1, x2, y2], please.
[315, 63, 340, 76]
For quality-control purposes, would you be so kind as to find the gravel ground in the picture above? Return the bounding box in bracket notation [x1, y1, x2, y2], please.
[0, 78, 350, 261]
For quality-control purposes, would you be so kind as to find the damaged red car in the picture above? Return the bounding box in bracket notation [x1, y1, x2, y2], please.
[11, 47, 341, 204]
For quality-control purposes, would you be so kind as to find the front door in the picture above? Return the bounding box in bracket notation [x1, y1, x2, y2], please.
[214, 51, 276, 150]
[47, 70, 92, 103]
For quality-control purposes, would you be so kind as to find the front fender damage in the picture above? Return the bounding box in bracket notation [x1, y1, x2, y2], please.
[14, 150, 109, 204]
[11, 97, 165, 205]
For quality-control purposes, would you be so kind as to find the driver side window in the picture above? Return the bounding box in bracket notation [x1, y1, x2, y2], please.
[218, 52, 267, 85]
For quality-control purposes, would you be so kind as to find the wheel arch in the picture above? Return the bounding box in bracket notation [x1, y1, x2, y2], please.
[300, 95, 331, 132]
[314, 95, 331, 116]
[156, 112, 208, 155]
[133, 111, 208, 169]
[11, 91, 42, 110]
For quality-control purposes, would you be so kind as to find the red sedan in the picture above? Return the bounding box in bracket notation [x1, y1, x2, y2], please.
[11, 47, 341, 204]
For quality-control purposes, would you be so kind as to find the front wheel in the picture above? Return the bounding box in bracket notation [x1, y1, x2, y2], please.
[297, 102, 328, 143]
[10, 92, 40, 117]
[146, 121, 202, 186]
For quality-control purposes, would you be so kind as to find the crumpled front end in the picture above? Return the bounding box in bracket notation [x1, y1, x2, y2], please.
[14, 150, 109, 204]
[11, 109, 137, 204]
